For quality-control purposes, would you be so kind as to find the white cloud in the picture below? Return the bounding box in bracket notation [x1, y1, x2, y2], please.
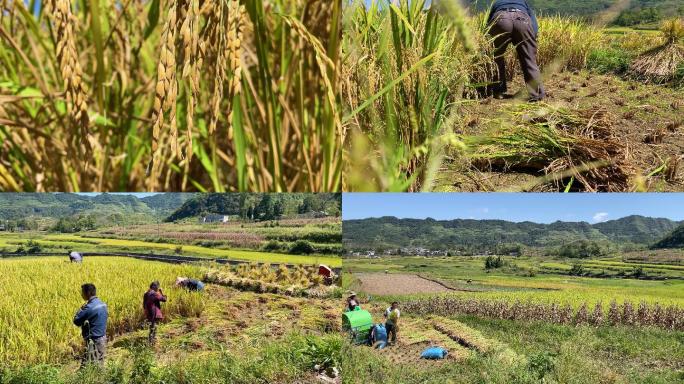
[482, 207, 490, 213]
[592, 212, 609, 223]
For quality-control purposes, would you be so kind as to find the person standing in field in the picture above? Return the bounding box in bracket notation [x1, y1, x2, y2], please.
[488, 0, 546, 101]
[143, 281, 167, 346]
[384, 301, 400, 345]
[73, 283, 108, 366]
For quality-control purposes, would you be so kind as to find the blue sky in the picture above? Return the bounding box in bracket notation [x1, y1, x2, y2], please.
[343, 194, 684, 223]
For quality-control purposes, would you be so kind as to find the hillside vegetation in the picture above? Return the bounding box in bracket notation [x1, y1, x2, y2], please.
[465, 0, 684, 28]
[652, 224, 684, 249]
[343, 215, 683, 251]
[166, 193, 342, 222]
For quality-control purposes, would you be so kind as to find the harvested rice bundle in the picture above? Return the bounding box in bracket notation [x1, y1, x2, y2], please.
[630, 18, 684, 83]
[465, 104, 630, 192]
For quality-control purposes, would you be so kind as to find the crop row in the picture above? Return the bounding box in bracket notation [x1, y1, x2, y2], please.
[403, 297, 684, 331]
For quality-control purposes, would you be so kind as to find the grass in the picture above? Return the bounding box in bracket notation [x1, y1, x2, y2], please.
[343, 315, 684, 383]
[0, 0, 341, 192]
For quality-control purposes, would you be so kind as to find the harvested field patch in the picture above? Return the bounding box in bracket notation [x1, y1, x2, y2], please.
[355, 273, 454, 295]
[436, 72, 684, 192]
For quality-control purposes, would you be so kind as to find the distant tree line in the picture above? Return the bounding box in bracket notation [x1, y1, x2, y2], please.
[50, 214, 97, 233]
[167, 193, 341, 222]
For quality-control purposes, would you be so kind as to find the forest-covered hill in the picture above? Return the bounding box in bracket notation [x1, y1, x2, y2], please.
[0, 193, 157, 220]
[343, 215, 683, 251]
[165, 193, 342, 222]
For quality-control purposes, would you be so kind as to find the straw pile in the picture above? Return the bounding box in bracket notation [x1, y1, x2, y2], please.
[466, 104, 630, 191]
[630, 18, 684, 83]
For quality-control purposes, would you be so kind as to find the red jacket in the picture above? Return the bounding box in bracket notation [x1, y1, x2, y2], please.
[143, 290, 167, 321]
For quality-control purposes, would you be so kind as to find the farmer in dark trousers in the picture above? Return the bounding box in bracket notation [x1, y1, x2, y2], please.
[488, 0, 545, 101]
[73, 283, 108, 366]
[384, 301, 400, 345]
[143, 281, 167, 346]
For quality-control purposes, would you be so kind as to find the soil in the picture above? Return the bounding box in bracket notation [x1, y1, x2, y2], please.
[354, 273, 454, 295]
[435, 71, 684, 192]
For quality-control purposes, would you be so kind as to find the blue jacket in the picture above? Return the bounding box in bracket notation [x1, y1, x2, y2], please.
[488, 0, 539, 36]
[73, 297, 108, 339]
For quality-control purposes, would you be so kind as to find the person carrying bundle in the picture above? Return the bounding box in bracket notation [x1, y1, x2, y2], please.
[487, 0, 546, 102]
[73, 283, 108, 366]
[143, 281, 167, 346]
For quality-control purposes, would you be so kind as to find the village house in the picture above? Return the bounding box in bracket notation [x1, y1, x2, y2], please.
[199, 214, 230, 224]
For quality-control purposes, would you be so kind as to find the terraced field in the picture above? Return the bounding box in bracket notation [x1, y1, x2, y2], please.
[0, 232, 341, 267]
[346, 255, 684, 309]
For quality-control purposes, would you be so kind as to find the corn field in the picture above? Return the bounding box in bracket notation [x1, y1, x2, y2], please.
[0, 257, 204, 366]
[0, 0, 341, 192]
[403, 296, 684, 331]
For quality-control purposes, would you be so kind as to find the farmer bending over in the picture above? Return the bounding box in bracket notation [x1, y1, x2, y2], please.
[143, 281, 167, 346]
[384, 301, 400, 345]
[69, 250, 83, 263]
[175, 276, 205, 291]
[488, 0, 545, 101]
[73, 283, 108, 366]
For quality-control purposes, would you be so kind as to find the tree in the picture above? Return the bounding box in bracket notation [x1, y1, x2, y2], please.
[273, 198, 285, 219]
[484, 256, 504, 269]
[255, 194, 274, 221]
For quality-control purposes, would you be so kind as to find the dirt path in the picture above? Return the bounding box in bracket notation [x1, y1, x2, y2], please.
[355, 273, 454, 295]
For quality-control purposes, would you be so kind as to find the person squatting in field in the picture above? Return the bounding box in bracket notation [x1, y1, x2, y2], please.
[488, 0, 546, 101]
[73, 283, 108, 366]
[346, 292, 360, 312]
[384, 301, 400, 345]
[143, 281, 167, 346]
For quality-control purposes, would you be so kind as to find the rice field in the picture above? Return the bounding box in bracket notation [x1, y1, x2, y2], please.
[345, 255, 684, 309]
[0, 232, 342, 266]
[0, 256, 204, 366]
[342, 0, 684, 192]
[0, 0, 342, 192]
[344, 254, 684, 382]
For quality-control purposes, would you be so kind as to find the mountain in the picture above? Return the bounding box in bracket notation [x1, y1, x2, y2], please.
[0, 193, 154, 220]
[593, 215, 681, 244]
[652, 224, 684, 249]
[342, 215, 683, 251]
[140, 193, 194, 215]
[165, 193, 342, 222]
[0, 193, 194, 222]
